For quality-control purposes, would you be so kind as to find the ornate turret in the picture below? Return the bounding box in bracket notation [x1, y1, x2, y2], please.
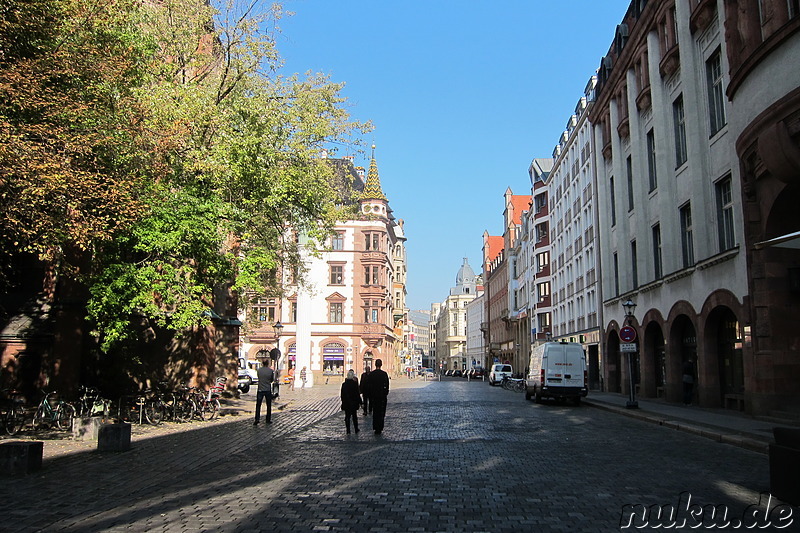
[359, 145, 389, 219]
[362, 145, 387, 200]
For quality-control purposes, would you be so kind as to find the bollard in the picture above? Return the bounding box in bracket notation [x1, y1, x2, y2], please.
[73, 416, 104, 441]
[0, 441, 43, 476]
[97, 422, 131, 452]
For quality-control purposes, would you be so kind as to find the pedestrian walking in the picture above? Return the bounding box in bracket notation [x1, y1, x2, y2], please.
[369, 358, 390, 434]
[360, 367, 371, 415]
[682, 358, 695, 405]
[300, 366, 307, 388]
[340, 370, 362, 434]
[287, 366, 295, 391]
[254, 358, 276, 425]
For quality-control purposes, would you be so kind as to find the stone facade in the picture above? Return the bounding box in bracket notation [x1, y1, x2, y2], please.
[588, 0, 800, 416]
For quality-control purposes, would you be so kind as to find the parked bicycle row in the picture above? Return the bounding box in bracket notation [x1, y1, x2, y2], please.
[0, 377, 228, 436]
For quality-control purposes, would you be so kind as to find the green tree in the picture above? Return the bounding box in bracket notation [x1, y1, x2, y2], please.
[0, 0, 158, 275]
[86, 0, 370, 350]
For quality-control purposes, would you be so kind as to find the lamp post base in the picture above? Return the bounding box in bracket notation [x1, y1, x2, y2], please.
[626, 400, 639, 409]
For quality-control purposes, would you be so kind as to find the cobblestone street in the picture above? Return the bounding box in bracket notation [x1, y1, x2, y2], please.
[0, 378, 780, 532]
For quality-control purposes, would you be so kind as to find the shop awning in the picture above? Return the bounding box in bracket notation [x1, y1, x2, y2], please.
[754, 230, 800, 250]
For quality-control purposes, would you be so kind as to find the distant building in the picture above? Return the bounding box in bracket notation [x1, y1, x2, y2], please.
[428, 302, 440, 371]
[465, 293, 486, 370]
[433, 258, 480, 372]
[408, 309, 431, 368]
[483, 190, 531, 372]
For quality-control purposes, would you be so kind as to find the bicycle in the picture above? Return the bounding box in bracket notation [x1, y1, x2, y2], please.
[193, 377, 225, 421]
[502, 376, 526, 393]
[0, 389, 26, 436]
[156, 383, 195, 423]
[171, 385, 197, 422]
[33, 391, 75, 431]
[74, 386, 111, 418]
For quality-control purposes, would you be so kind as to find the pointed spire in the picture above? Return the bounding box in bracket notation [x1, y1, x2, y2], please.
[362, 144, 387, 200]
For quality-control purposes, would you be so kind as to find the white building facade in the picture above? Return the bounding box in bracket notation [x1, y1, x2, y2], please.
[547, 77, 604, 390]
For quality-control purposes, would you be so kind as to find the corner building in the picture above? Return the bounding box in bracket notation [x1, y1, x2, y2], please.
[240, 151, 404, 385]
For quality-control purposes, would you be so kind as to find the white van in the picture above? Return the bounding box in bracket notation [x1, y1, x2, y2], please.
[488, 363, 513, 386]
[525, 342, 588, 404]
[239, 357, 260, 386]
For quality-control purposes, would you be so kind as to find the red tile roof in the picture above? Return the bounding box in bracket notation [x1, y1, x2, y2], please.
[485, 235, 504, 263]
[510, 195, 532, 225]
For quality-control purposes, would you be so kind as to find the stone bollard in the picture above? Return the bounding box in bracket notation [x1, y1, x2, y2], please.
[0, 441, 43, 476]
[72, 417, 105, 441]
[97, 422, 131, 452]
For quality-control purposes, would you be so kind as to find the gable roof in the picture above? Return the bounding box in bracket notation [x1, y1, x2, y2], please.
[485, 235, 504, 263]
[510, 195, 533, 225]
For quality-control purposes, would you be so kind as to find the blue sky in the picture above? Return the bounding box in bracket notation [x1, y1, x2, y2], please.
[276, 0, 630, 311]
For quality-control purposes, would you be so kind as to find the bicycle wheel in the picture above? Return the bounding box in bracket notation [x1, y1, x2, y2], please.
[145, 400, 165, 425]
[4, 404, 26, 435]
[174, 398, 194, 422]
[56, 402, 75, 431]
[202, 398, 220, 421]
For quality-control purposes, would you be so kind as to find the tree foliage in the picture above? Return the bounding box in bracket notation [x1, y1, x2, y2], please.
[1, 0, 370, 351]
[0, 0, 158, 268]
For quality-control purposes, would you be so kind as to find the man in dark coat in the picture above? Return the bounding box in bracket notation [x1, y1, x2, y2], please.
[340, 370, 362, 434]
[359, 367, 371, 415]
[254, 358, 275, 425]
[369, 359, 390, 434]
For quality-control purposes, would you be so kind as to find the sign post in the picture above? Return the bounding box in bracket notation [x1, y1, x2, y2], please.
[619, 326, 638, 409]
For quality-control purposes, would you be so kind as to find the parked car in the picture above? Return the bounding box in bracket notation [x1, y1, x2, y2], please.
[452, 369, 462, 377]
[239, 357, 260, 385]
[488, 364, 513, 386]
[471, 367, 485, 378]
[238, 368, 252, 394]
[422, 369, 436, 380]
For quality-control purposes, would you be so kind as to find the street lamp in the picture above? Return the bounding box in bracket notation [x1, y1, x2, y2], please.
[622, 298, 637, 321]
[621, 298, 638, 409]
[271, 321, 284, 388]
[272, 321, 283, 362]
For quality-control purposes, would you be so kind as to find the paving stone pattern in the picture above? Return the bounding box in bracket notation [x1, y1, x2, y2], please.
[0, 379, 778, 532]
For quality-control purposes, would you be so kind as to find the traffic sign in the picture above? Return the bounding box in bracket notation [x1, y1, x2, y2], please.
[620, 342, 638, 352]
[620, 325, 637, 343]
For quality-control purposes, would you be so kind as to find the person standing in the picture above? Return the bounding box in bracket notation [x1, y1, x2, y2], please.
[340, 370, 362, 434]
[254, 358, 275, 425]
[369, 359, 390, 434]
[287, 366, 295, 391]
[682, 359, 695, 405]
[359, 367, 371, 416]
[299, 366, 308, 389]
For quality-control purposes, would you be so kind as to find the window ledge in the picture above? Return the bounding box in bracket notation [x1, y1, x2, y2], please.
[696, 246, 739, 270]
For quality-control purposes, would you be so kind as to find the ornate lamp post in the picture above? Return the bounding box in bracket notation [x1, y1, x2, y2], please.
[621, 298, 639, 409]
[272, 321, 284, 364]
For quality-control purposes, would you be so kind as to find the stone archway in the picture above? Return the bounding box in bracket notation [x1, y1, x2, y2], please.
[643, 322, 666, 399]
[668, 315, 697, 404]
[704, 306, 744, 410]
[606, 330, 622, 393]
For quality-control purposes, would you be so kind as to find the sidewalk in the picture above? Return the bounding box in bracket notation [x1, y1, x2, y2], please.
[2, 376, 427, 461]
[583, 391, 799, 454]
